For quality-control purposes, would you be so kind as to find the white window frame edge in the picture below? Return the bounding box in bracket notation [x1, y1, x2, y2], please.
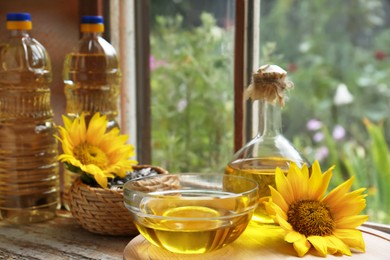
[110, 0, 138, 160]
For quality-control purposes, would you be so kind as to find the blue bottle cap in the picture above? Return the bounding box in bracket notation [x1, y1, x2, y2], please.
[81, 16, 104, 24]
[7, 13, 31, 21]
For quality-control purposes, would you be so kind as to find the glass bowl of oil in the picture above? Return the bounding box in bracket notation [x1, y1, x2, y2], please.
[123, 174, 258, 254]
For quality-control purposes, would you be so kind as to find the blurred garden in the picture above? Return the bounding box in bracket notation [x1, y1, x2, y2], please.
[149, 0, 390, 223]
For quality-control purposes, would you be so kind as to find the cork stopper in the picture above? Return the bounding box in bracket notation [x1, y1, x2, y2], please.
[245, 64, 294, 107]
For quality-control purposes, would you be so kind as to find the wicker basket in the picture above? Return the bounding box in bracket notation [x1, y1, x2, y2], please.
[69, 165, 168, 236]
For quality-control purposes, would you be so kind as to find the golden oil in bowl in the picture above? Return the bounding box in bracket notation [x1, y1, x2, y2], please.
[124, 174, 258, 254]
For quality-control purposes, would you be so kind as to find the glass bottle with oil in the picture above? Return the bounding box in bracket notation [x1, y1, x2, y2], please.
[225, 64, 309, 225]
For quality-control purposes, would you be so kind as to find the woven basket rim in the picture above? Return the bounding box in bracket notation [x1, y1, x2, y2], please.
[69, 164, 168, 236]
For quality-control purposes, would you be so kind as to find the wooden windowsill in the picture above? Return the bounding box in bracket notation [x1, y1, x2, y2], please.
[1, 214, 389, 259]
[0, 213, 134, 259]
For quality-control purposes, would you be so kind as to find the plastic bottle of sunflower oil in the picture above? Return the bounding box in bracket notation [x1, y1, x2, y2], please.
[63, 15, 121, 130]
[0, 13, 60, 224]
[61, 15, 121, 210]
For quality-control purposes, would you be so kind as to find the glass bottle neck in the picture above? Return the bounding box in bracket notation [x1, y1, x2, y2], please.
[255, 99, 282, 137]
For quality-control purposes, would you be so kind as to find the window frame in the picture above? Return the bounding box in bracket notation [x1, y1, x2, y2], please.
[109, 0, 151, 163]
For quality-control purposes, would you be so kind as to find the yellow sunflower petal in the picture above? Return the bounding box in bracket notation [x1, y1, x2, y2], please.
[57, 126, 71, 145]
[62, 115, 73, 130]
[293, 236, 311, 257]
[275, 167, 295, 204]
[285, 230, 305, 243]
[323, 178, 367, 222]
[271, 201, 288, 220]
[68, 115, 86, 146]
[58, 154, 81, 167]
[286, 163, 307, 200]
[333, 228, 366, 252]
[108, 150, 134, 166]
[276, 214, 293, 231]
[94, 172, 108, 188]
[322, 177, 354, 206]
[62, 142, 74, 155]
[336, 215, 369, 229]
[326, 235, 352, 256]
[269, 186, 289, 212]
[79, 114, 87, 140]
[86, 113, 107, 145]
[307, 236, 328, 257]
[332, 198, 367, 221]
[115, 168, 129, 178]
[301, 163, 310, 179]
[81, 164, 104, 177]
[114, 158, 138, 170]
[335, 188, 367, 206]
[308, 161, 333, 200]
[68, 116, 80, 144]
[107, 127, 121, 136]
[101, 135, 130, 155]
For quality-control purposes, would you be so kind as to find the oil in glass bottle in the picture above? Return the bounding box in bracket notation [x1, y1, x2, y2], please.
[225, 64, 308, 225]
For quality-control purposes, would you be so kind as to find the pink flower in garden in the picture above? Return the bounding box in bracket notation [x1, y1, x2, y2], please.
[150, 56, 156, 70]
[315, 146, 329, 162]
[150, 55, 168, 70]
[333, 125, 346, 140]
[313, 132, 324, 143]
[374, 50, 387, 61]
[306, 119, 322, 131]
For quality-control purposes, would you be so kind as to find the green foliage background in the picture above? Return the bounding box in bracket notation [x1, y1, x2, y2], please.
[150, 0, 390, 223]
[150, 13, 234, 173]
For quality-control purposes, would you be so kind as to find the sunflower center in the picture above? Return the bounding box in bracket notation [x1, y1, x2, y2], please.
[73, 142, 109, 169]
[287, 200, 335, 237]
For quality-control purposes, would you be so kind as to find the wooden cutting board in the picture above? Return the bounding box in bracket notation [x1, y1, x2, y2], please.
[123, 224, 390, 259]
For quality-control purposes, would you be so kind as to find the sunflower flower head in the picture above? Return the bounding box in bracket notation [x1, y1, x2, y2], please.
[55, 113, 138, 188]
[265, 160, 368, 257]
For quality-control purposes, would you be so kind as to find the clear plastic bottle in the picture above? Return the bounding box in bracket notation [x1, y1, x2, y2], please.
[0, 13, 60, 224]
[62, 16, 121, 210]
[63, 15, 121, 130]
[225, 64, 309, 225]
